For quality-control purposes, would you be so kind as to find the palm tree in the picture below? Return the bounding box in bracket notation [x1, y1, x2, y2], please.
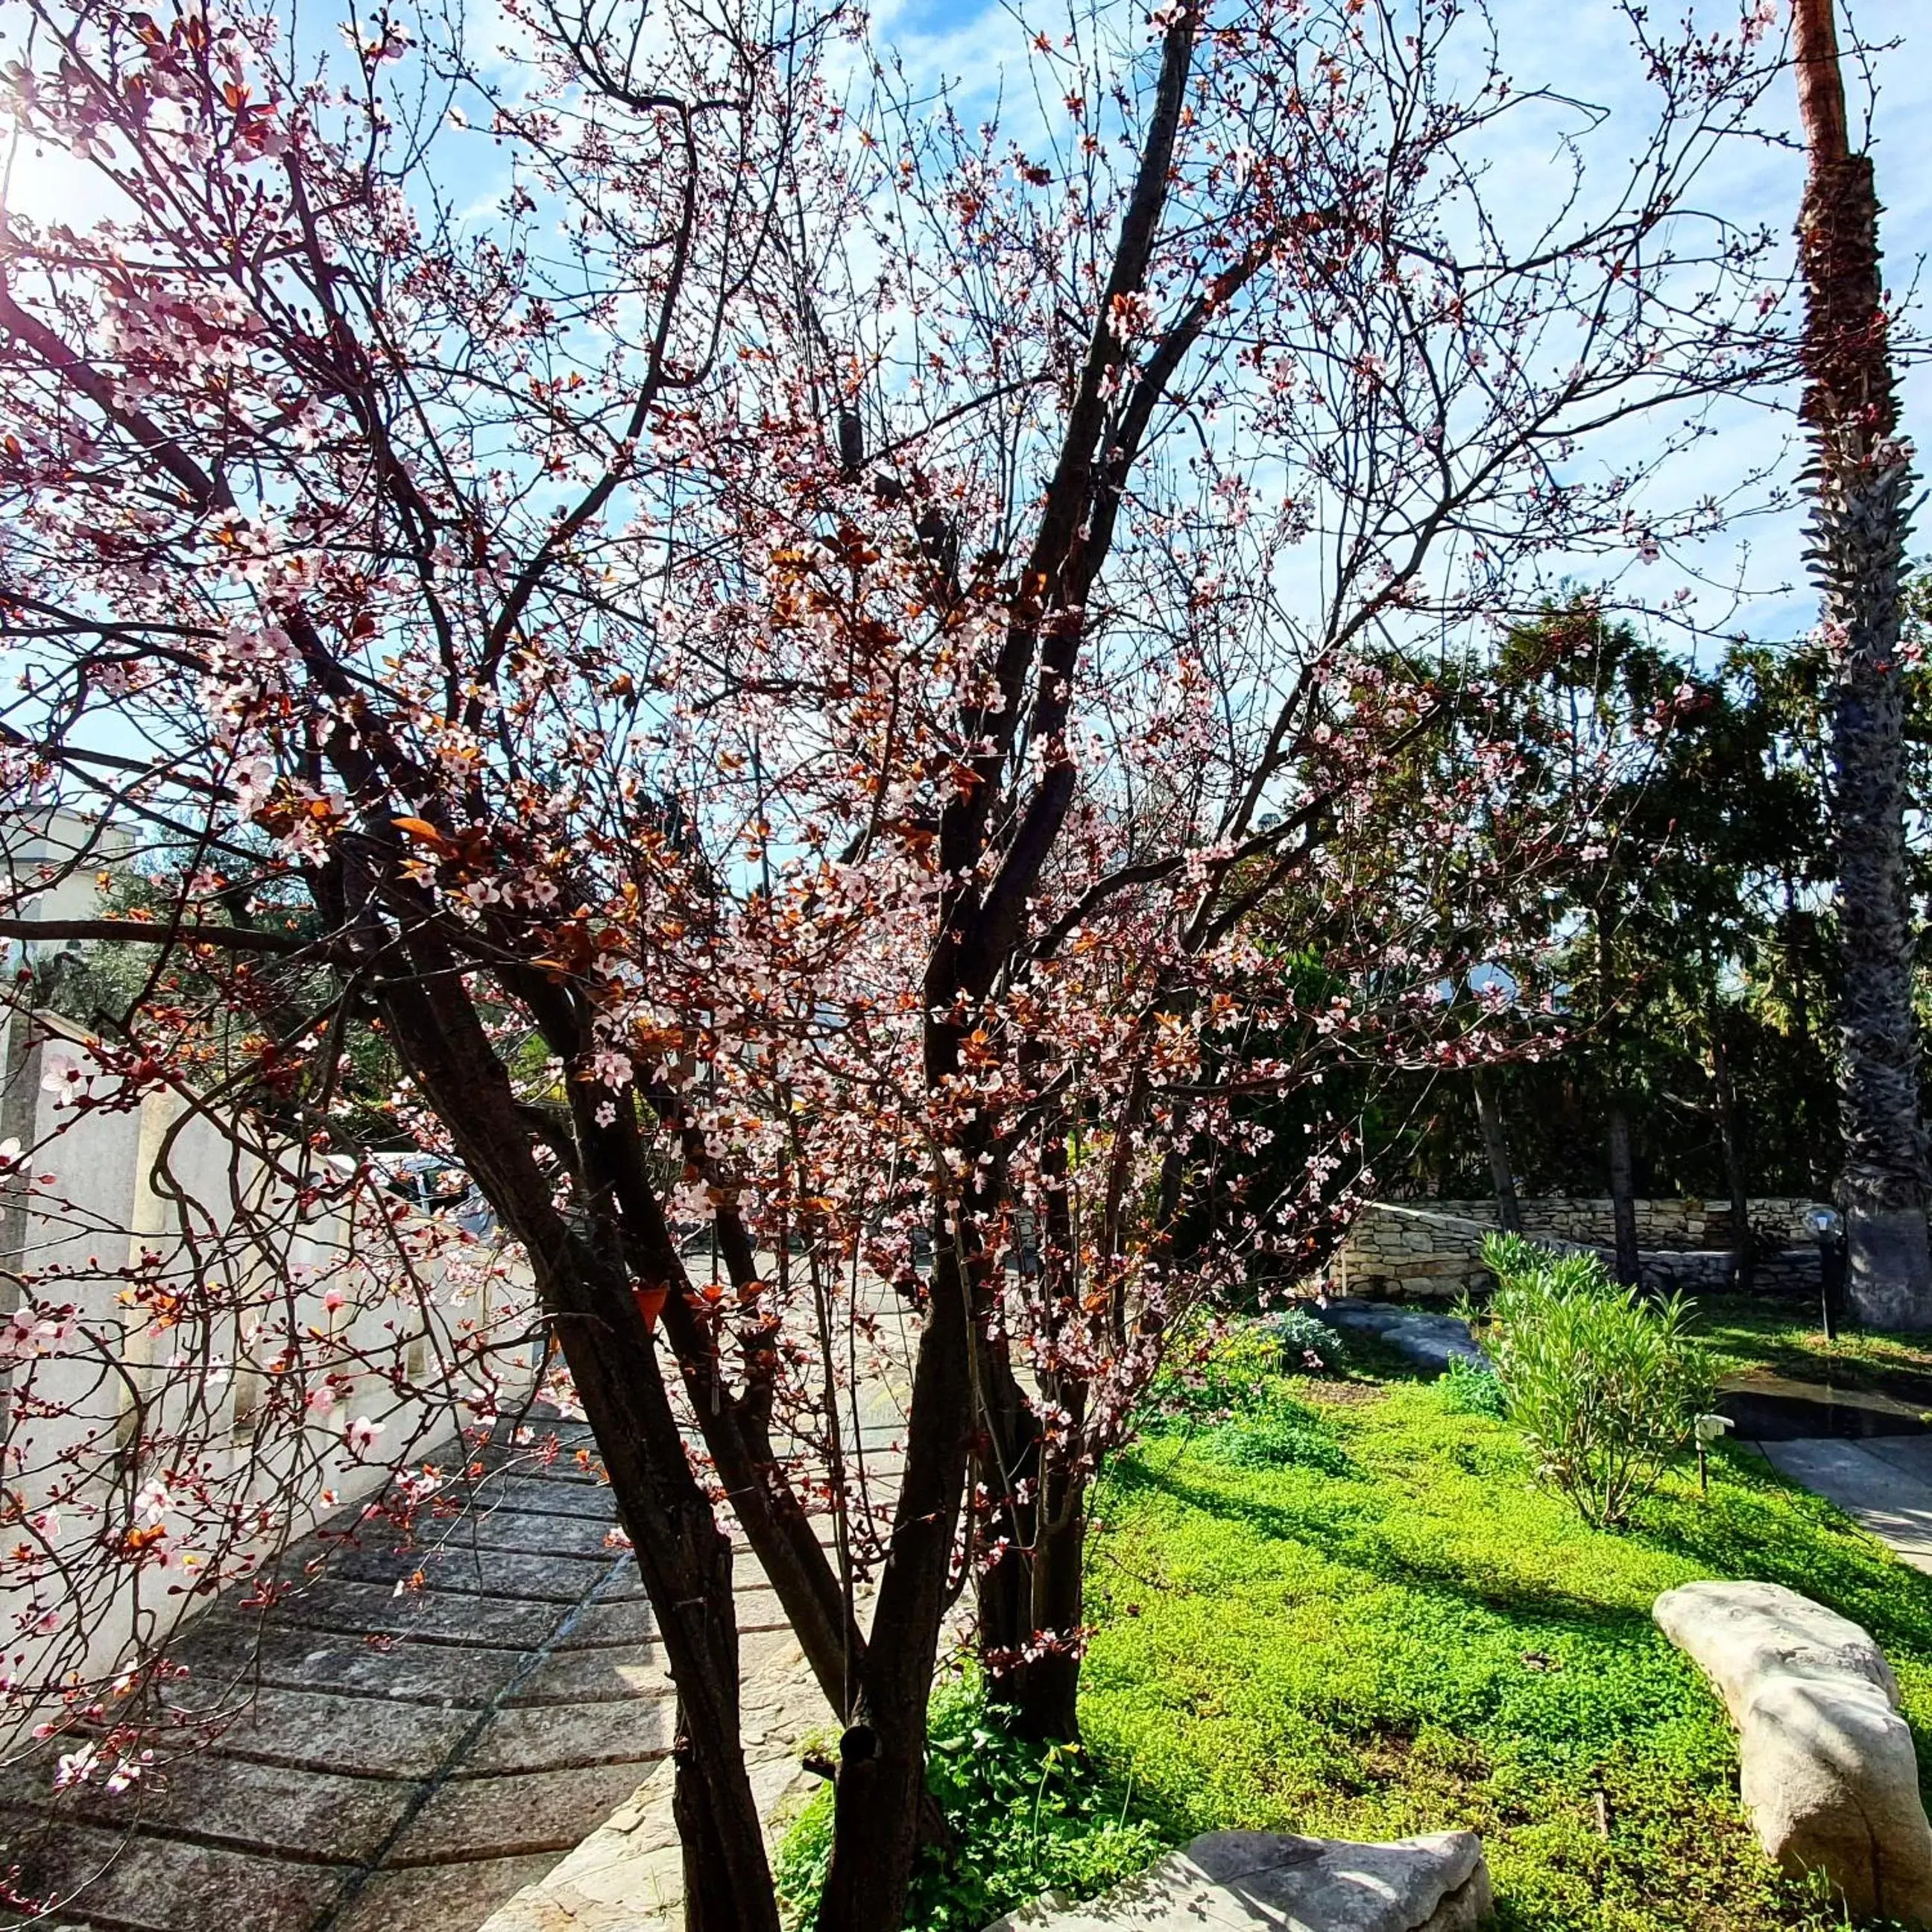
[1791, 0, 1931, 1326]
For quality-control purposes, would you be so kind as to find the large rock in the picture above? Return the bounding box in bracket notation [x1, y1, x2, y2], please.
[1321, 1299, 1484, 1371]
[983, 1828, 1491, 1931]
[1654, 1579, 1932, 1924]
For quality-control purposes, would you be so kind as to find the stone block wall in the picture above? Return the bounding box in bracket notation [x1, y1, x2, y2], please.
[1331, 1196, 1825, 1302]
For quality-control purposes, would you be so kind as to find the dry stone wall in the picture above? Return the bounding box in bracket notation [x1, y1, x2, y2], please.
[1331, 1196, 1826, 1302]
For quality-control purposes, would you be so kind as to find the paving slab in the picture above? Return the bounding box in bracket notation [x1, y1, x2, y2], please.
[388, 1762, 662, 1866]
[329, 1854, 564, 1932]
[476, 1477, 622, 1520]
[48, 1755, 419, 1864]
[588, 1562, 650, 1603]
[179, 1620, 534, 1708]
[473, 1634, 844, 1932]
[729, 1582, 786, 1628]
[12, 1296, 915, 1932]
[552, 1598, 659, 1649]
[458, 1698, 677, 1777]
[504, 1644, 672, 1707]
[264, 1577, 566, 1650]
[473, 1268, 924, 1932]
[325, 1544, 615, 1603]
[1755, 1436, 1932, 1573]
[0, 1813, 353, 1931]
[154, 1684, 475, 1778]
[441, 1509, 623, 1558]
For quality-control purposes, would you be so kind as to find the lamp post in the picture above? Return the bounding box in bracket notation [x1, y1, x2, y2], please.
[1808, 1205, 1847, 1341]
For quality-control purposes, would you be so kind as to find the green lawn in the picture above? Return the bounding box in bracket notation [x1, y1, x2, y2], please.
[1692, 1293, 1932, 1393]
[1078, 1339, 1932, 1932]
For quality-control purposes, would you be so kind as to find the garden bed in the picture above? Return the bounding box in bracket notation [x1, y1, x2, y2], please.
[780, 1316, 1932, 1931]
[1074, 1331, 1932, 1931]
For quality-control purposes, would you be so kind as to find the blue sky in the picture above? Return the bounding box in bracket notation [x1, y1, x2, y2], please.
[863, 0, 1932, 660]
[4, 0, 1928, 669]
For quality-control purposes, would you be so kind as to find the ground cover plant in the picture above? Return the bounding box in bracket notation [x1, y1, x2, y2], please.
[1073, 1329, 1932, 1932]
[775, 1675, 1166, 1932]
[1693, 1295, 1932, 1395]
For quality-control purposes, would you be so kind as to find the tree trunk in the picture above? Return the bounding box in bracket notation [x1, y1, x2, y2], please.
[366, 953, 782, 1932]
[1607, 1099, 1641, 1287]
[974, 1108, 1085, 1744]
[1791, 0, 1932, 1328]
[1472, 1071, 1523, 1234]
[546, 1295, 780, 1932]
[815, 1210, 978, 1931]
[976, 1332, 1041, 1710]
[976, 1349, 1086, 1744]
[669, 1540, 760, 1932]
[1710, 1017, 1755, 1294]
[1012, 1450, 1085, 1743]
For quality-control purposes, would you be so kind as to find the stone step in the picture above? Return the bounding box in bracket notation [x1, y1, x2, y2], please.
[322, 1544, 618, 1604]
[10, 1756, 418, 1867]
[177, 1620, 535, 1710]
[431, 1508, 625, 1559]
[456, 1699, 675, 1778]
[140, 1685, 472, 1782]
[464, 1476, 622, 1521]
[326, 1853, 560, 1932]
[261, 1579, 568, 1651]
[503, 1645, 672, 1709]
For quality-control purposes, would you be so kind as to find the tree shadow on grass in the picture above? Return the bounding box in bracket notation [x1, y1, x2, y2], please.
[1634, 1445, 1932, 1667]
[1106, 1450, 1664, 1641]
[1110, 1424, 1932, 1678]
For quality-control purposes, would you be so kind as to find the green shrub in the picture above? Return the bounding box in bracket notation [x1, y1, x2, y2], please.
[1202, 1406, 1354, 1474]
[774, 1774, 836, 1931]
[1468, 1234, 1716, 1529]
[1151, 1322, 1354, 1474]
[1266, 1307, 1347, 1374]
[774, 1675, 1168, 1931]
[1147, 1322, 1284, 1426]
[1438, 1354, 1509, 1419]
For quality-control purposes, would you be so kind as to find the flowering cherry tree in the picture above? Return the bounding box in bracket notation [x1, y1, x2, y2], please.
[0, 0, 1793, 1922]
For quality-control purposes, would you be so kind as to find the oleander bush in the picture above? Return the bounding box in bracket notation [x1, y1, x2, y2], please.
[1467, 1234, 1717, 1528]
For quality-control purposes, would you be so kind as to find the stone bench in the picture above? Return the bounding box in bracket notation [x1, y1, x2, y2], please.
[1654, 1580, 1932, 1925]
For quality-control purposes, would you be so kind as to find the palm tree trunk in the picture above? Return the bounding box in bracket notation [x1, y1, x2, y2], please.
[1791, 0, 1932, 1328]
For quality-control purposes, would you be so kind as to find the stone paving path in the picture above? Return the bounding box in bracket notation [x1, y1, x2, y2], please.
[0, 1418, 727, 1931]
[474, 1391, 918, 1931]
[1752, 1433, 1932, 1576]
[2, 1267, 919, 1932]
